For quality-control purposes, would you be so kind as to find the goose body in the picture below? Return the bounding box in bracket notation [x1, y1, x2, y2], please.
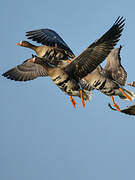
[3, 17, 125, 108]
[16, 28, 75, 65]
[81, 46, 134, 111]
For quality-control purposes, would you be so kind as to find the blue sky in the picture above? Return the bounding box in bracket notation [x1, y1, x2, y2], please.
[1, 0, 135, 180]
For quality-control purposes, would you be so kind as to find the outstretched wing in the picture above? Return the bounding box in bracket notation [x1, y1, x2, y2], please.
[103, 45, 127, 86]
[64, 17, 125, 80]
[26, 29, 75, 58]
[2, 58, 48, 81]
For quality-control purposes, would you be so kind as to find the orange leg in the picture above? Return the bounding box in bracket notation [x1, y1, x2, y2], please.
[110, 96, 120, 112]
[67, 59, 71, 63]
[70, 96, 77, 108]
[80, 90, 85, 108]
[119, 88, 132, 101]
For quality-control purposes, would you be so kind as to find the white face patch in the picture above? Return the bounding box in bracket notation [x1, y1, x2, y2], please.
[33, 57, 36, 62]
[20, 40, 23, 45]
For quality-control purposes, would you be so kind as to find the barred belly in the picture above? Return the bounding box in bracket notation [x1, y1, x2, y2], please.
[93, 79, 117, 96]
[51, 75, 80, 96]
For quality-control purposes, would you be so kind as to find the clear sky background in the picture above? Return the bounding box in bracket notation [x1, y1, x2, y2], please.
[1, 0, 135, 180]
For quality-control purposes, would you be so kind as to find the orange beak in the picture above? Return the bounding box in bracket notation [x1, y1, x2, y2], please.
[16, 42, 21, 46]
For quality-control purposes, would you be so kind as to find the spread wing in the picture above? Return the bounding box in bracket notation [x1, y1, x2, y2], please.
[103, 45, 127, 86]
[64, 17, 125, 80]
[26, 29, 75, 58]
[2, 58, 48, 81]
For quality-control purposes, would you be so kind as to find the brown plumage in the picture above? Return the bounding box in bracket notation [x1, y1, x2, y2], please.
[80, 46, 134, 111]
[103, 45, 127, 86]
[3, 17, 125, 108]
[16, 28, 75, 65]
[25, 28, 74, 58]
[16, 41, 75, 59]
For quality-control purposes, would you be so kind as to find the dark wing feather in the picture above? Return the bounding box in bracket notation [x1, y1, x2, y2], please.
[108, 103, 135, 115]
[64, 17, 125, 80]
[26, 29, 75, 58]
[103, 45, 127, 86]
[121, 105, 135, 115]
[2, 60, 48, 82]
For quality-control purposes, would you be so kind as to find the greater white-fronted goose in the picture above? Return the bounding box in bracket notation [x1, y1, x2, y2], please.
[80, 45, 134, 111]
[3, 17, 125, 108]
[16, 29, 75, 64]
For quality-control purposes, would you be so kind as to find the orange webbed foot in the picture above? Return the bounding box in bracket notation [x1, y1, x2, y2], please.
[67, 59, 71, 63]
[70, 96, 77, 108]
[113, 103, 121, 112]
[119, 88, 132, 101]
[110, 96, 120, 112]
[80, 90, 85, 108]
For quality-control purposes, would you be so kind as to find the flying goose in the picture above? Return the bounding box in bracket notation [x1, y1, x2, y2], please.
[80, 46, 134, 111]
[2, 17, 125, 108]
[16, 29, 75, 65]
